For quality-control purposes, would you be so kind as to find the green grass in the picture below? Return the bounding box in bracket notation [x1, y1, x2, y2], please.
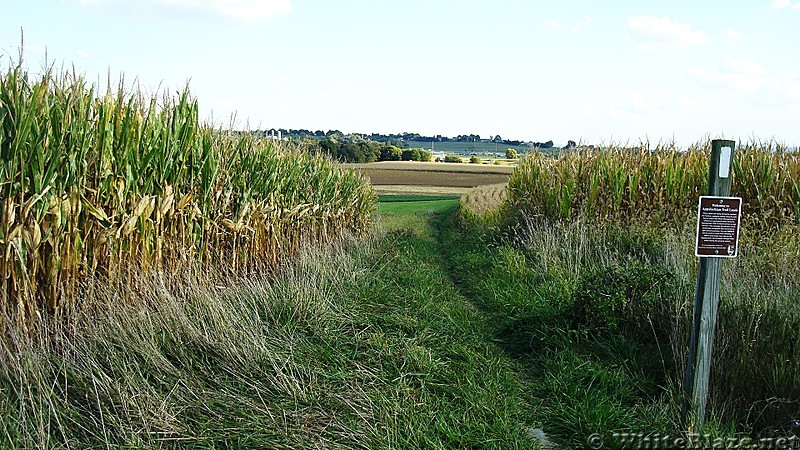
[458, 200, 800, 442]
[377, 194, 461, 203]
[377, 194, 459, 217]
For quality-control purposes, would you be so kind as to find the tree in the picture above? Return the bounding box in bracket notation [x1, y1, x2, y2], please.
[506, 148, 518, 159]
[399, 148, 431, 161]
[566, 140, 577, 149]
[469, 155, 481, 164]
[380, 145, 403, 161]
[444, 154, 463, 163]
[401, 148, 418, 161]
[418, 149, 432, 161]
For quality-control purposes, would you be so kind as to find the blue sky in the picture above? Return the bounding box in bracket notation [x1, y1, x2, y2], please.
[2, 0, 799, 147]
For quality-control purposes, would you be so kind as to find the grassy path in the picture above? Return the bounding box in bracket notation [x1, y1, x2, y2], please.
[381, 195, 676, 449]
[372, 196, 543, 448]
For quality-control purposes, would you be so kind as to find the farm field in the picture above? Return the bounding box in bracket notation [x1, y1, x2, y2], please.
[343, 161, 513, 191]
[369, 184, 475, 196]
[344, 161, 516, 173]
[377, 194, 460, 216]
[1, 63, 540, 449]
[3, 193, 548, 448]
[375, 142, 800, 446]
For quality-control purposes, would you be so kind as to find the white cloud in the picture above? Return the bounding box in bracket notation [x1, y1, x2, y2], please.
[627, 15, 707, 48]
[676, 96, 707, 113]
[724, 57, 766, 75]
[617, 89, 713, 117]
[64, 0, 292, 22]
[770, 0, 800, 9]
[724, 28, 742, 40]
[630, 89, 670, 112]
[156, 0, 291, 21]
[543, 20, 561, 31]
[690, 57, 788, 97]
[572, 17, 593, 33]
[77, 50, 93, 59]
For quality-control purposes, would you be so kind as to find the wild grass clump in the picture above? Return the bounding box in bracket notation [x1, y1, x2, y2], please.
[0, 237, 374, 448]
[0, 62, 375, 326]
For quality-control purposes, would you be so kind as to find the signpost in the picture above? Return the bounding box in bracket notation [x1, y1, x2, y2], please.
[682, 140, 741, 431]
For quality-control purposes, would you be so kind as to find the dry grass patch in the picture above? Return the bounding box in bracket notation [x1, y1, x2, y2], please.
[461, 183, 507, 219]
[358, 169, 509, 188]
[345, 162, 512, 189]
[372, 185, 474, 196]
[344, 161, 515, 174]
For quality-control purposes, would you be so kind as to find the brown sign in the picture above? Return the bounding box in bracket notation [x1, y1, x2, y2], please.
[695, 196, 742, 258]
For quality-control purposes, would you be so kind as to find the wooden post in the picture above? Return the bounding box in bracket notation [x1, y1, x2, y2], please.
[682, 139, 736, 430]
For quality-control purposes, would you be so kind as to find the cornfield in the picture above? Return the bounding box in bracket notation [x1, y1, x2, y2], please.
[507, 142, 800, 227]
[0, 63, 376, 327]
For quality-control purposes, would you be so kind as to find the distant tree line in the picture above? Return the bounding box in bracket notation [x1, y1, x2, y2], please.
[249, 129, 547, 148]
[246, 129, 431, 163]
[315, 137, 430, 163]
[245, 129, 571, 159]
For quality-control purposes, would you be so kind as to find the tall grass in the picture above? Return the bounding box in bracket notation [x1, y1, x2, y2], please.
[0, 62, 375, 326]
[510, 216, 800, 433]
